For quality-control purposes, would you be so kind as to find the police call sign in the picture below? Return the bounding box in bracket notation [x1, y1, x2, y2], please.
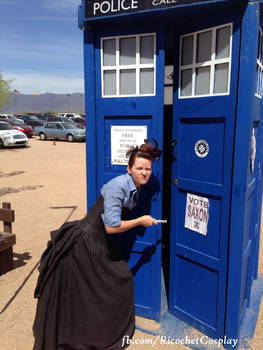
[85, 0, 208, 18]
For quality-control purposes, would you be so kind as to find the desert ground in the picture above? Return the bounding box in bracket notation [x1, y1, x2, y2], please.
[0, 138, 262, 350]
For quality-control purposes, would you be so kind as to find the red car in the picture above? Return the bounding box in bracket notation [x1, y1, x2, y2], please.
[1, 119, 33, 138]
[69, 116, 86, 126]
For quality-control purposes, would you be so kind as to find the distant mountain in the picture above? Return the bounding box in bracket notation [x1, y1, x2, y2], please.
[2, 92, 85, 114]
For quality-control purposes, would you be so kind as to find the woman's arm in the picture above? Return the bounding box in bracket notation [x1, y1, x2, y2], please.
[105, 215, 157, 234]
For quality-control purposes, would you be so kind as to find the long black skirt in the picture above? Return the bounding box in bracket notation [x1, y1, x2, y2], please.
[33, 196, 135, 350]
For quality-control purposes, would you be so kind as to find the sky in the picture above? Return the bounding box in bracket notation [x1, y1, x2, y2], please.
[0, 0, 84, 94]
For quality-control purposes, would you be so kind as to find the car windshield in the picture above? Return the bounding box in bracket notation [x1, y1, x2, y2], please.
[61, 122, 78, 129]
[0, 123, 13, 130]
[28, 116, 39, 120]
[11, 120, 24, 126]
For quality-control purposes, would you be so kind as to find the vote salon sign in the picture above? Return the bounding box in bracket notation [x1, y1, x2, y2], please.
[84, 0, 211, 18]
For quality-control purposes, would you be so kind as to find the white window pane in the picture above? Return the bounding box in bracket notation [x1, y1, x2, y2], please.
[256, 66, 260, 95]
[257, 33, 261, 61]
[197, 31, 212, 63]
[104, 70, 116, 95]
[140, 68, 154, 94]
[181, 35, 193, 66]
[196, 66, 210, 95]
[120, 69, 136, 95]
[181, 69, 192, 96]
[216, 27, 231, 59]
[260, 69, 263, 97]
[140, 36, 154, 64]
[214, 63, 229, 93]
[120, 37, 136, 65]
[103, 39, 116, 66]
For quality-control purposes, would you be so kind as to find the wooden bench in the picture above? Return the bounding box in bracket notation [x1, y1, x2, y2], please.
[0, 202, 16, 276]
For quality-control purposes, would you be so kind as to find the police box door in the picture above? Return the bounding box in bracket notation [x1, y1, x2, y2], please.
[92, 23, 164, 321]
[169, 15, 241, 338]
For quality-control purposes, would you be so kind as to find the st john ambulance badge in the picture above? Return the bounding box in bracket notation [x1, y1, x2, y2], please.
[195, 140, 209, 158]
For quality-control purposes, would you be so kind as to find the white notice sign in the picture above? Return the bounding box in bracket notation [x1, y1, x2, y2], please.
[184, 193, 209, 236]
[111, 125, 147, 165]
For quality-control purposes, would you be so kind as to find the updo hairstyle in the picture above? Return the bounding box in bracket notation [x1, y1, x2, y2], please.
[126, 140, 162, 168]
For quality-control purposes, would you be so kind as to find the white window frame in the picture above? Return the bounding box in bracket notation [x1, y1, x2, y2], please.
[255, 27, 263, 99]
[179, 23, 233, 99]
[101, 33, 156, 98]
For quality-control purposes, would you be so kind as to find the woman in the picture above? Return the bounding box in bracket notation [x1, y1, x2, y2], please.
[33, 142, 161, 350]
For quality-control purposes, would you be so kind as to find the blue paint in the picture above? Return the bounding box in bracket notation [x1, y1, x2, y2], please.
[83, 26, 98, 209]
[169, 7, 242, 340]
[225, 2, 261, 346]
[79, 0, 246, 25]
[136, 273, 263, 349]
[79, 0, 263, 347]
[85, 22, 165, 321]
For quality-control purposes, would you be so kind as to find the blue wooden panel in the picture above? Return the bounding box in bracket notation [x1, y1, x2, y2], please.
[103, 116, 152, 178]
[178, 118, 225, 185]
[176, 190, 222, 259]
[88, 22, 165, 321]
[225, 2, 260, 346]
[169, 6, 242, 339]
[83, 27, 98, 209]
[174, 256, 219, 329]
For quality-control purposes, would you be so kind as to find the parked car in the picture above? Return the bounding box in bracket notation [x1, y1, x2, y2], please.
[0, 121, 28, 148]
[38, 114, 59, 121]
[20, 115, 42, 123]
[7, 115, 25, 123]
[25, 120, 45, 130]
[41, 115, 84, 129]
[3, 119, 33, 138]
[33, 122, 86, 142]
[46, 116, 68, 123]
[0, 114, 9, 120]
[59, 113, 75, 118]
[68, 116, 86, 127]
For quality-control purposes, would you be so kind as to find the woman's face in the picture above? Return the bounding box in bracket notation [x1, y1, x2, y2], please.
[127, 156, 152, 188]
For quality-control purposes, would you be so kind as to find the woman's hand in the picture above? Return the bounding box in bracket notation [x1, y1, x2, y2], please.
[139, 215, 158, 227]
[105, 215, 158, 234]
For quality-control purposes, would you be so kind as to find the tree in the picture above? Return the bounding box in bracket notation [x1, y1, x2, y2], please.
[0, 72, 12, 111]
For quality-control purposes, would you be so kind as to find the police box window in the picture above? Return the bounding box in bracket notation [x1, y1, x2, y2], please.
[101, 33, 156, 97]
[179, 23, 233, 98]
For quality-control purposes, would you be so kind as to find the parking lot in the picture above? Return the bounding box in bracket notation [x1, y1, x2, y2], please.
[0, 138, 262, 350]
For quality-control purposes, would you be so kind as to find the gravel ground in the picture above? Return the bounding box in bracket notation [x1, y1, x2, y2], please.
[0, 138, 262, 350]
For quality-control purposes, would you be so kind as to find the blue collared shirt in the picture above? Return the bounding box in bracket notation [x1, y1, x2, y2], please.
[101, 173, 139, 227]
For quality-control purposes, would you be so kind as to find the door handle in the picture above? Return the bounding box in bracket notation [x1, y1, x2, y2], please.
[171, 138, 177, 161]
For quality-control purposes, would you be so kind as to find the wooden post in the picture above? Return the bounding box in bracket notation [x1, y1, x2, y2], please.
[0, 202, 15, 275]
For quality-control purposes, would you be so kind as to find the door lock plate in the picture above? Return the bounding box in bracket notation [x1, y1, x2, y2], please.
[173, 178, 178, 185]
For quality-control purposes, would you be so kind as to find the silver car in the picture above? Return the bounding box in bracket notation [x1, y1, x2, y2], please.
[34, 122, 85, 142]
[0, 121, 28, 148]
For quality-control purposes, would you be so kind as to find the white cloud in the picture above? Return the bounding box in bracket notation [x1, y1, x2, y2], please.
[3, 72, 84, 94]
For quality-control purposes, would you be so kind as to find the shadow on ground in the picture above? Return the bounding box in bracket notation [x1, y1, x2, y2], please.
[0, 185, 44, 197]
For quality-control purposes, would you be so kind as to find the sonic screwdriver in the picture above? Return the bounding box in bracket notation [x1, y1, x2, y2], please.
[155, 220, 167, 224]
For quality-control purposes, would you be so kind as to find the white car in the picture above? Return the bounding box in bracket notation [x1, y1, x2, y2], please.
[0, 121, 28, 148]
[59, 113, 83, 119]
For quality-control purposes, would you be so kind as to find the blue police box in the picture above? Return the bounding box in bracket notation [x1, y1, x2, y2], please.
[78, 0, 263, 347]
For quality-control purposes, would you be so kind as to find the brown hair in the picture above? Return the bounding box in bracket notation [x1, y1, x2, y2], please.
[126, 140, 162, 167]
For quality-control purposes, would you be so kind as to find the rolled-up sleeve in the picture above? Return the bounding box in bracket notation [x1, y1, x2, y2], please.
[101, 187, 124, 227]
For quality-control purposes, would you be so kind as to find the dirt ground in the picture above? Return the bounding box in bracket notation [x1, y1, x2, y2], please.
[0, 138, 262, 350]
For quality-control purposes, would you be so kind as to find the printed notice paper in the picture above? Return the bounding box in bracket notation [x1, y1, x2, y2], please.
[184, 193, 209, 235]
[111, 125, 147, 165]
